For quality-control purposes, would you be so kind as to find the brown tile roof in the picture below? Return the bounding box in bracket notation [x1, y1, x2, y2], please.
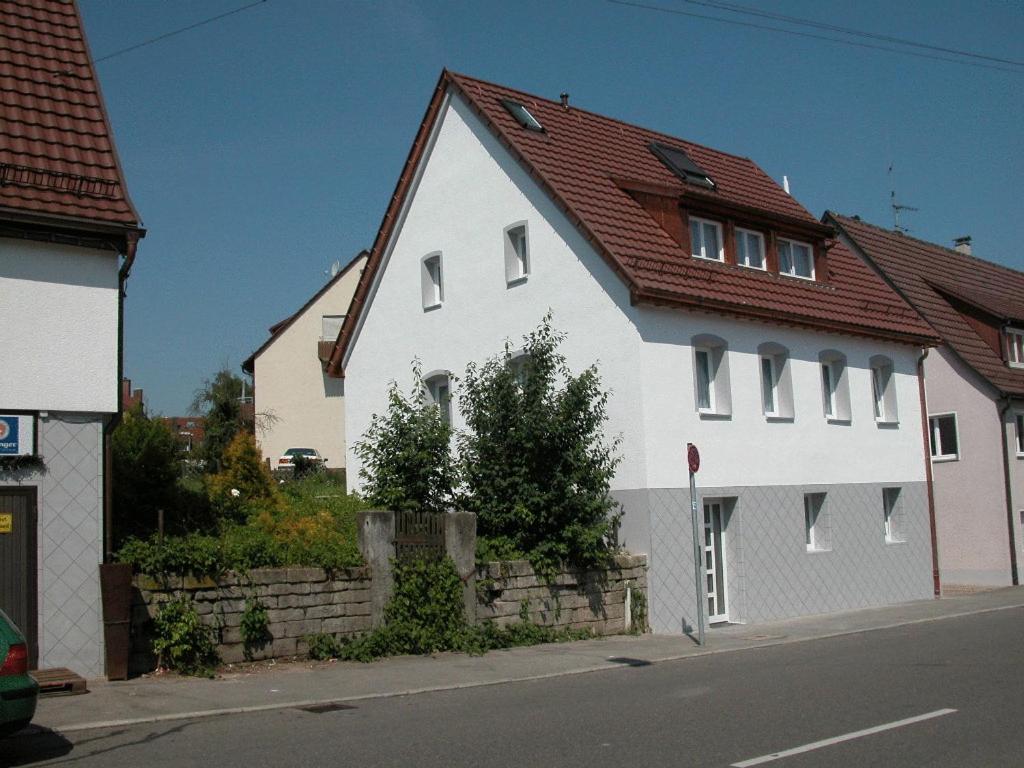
[0, 0, 140, 229]
[327, 71, 935, 375]
[829, 213, 1024, 396]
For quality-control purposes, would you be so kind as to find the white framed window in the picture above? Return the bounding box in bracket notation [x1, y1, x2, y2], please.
[778, 237, 815, 280]
[760, 355, 777, 416]
[504, 222, 530, 285]
[689, 216, 724, 262]
[1006, 328, 1024, 368]
[883, 487, 903, 543]
[691, 335, 731, 417]
[1016, 413, 1024, 456]
[425, 372, 452, 426]
[804, 493, 830, 552]
[321, 314, 345, 341]
[819, 350, 850, 422]
[758, 342, 794, 420]
[821, 362, 837, 417]
[736, 228, 766, 270]
[509, 351, 530, 386]
[869, 355, 899, 424]
[421, 252, 443, 310]
[929, 413, 959, 461]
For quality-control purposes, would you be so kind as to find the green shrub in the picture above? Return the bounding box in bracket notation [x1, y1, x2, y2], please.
[240, 598, 271, 660]
[305, 633, 342, 661]
[152, 597, 219, 676]
[207, 431, 277, 523]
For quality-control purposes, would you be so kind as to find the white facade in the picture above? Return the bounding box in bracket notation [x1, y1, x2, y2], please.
[252, 254, 366, 469]
[344, 89, 934, 631]
[1, 238, 120, 412]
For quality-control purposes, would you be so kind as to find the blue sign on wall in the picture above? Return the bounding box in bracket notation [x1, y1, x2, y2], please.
[0, 417, 19, 455]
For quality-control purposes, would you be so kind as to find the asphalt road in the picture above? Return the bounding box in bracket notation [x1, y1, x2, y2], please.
[4, 606, 1023, 768]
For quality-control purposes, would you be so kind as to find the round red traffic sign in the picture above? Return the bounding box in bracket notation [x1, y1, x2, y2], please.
[687, 443, 700, 474]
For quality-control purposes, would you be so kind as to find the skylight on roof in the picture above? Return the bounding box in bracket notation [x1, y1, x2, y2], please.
[649, 142, 715, 190]
[501, 99, 544, 132]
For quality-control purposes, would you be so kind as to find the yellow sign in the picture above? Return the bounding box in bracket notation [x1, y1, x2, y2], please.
[0, 513, 11, 534]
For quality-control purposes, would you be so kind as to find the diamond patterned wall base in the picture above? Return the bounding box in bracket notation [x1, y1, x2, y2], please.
[617, 482, 933, 634]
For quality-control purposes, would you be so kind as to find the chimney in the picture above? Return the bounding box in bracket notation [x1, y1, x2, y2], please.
[560, 92, 570, 110]
[953, 236, 972, 255]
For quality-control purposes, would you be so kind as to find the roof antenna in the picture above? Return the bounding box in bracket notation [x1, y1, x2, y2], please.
[889, 163, 918, 233]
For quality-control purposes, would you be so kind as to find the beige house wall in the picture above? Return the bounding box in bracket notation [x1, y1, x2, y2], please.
[253, 256, 366, 469]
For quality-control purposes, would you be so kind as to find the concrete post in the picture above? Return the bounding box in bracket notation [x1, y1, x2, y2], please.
[357, 510, 395, 628]
[444, 511, 477, 625]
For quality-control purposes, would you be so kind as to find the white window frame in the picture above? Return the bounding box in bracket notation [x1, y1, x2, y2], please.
[1015, 413, 1024, 457]
[689, 216, 725, 262]
[804, 493, 829, 552]
[424, 372, 452, 426]
[929, 412, 960, 462]
[760, 354, 778, 416]
[504, 221, 530, 285]
[1006, 328, 1024, 369]
[695, 346, 715, 413]
[869, 355, 899, 424]
[883, 487, 903, 544]
[821, 361, 837, 419]
[778, 237, 815, 280]
[736, 227, 766, 270]
[421, 252, 443, 310]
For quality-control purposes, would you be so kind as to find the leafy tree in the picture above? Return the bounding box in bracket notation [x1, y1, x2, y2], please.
[207, 431, 277, 523]
[111, 406, 181, 547]
[354, 366, 455, 515]
[191, 368, 252, 472]
[458, 317, 621, 571]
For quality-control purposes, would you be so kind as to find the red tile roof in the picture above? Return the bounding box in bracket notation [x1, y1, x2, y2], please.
[829, 213, 1024, 396]
[327, 71, 935, 375]
[0, 0, 140, 229]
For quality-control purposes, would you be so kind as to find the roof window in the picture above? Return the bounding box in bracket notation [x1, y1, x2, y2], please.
[501, 99, 544, 132]
[649, 142, 715, 190]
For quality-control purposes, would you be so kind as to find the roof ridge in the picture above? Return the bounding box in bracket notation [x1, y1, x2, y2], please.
[829, 211, 1024, 280]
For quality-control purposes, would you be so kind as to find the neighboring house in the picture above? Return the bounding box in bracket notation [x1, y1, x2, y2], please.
[0, 1, 143, 675]
[159, 417, 207, 457]
[243, 252, 368, 471]
[829, 214, 1023, 590]
[121, 378, 144, 412]
[328, 71, 941, 634]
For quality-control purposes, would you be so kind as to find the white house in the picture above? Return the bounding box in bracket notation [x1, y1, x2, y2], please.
[831, 214, 1024, 591]
[0, 0, 143, 676]
[328, 71, 940, 633]
[243, 252, 367, 471]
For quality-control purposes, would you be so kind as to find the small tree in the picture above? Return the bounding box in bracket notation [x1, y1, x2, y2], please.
[190, 369, 252, 472]
[354, 366, 455, 514]
[207, 431, 277, 522]
[458, 317, 621, 571]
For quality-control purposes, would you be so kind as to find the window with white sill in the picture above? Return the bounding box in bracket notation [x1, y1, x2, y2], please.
[883, 487, 904, 543]
[1006, 328, 1024, 368]
[1016, 413, 1024, 456]
[778, 238, 815, 280]
[689, 217, 724, 262]
[869, 355, 899, 424]
[504, 222, 530, 285]
[804, 493, 830, 552]
[819, 350, 850, 422]
[421, 252, 443, 310]
[691, 334, 731, 417]
[758, 342, 794, 419]
[929, 413, 959, 461]
[736, 228, 766, 270]
[424, 372, 452, 426]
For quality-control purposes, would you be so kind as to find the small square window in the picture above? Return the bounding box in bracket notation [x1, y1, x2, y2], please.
[736, 228, 765, 270]
[1006, 328, 1024, 369]
[779, 238, 815, 280]
[421, 253, 443, 310]
[883, 487, 903, 543]
[690, 217, 724, 262]
[929, 413, 959, 461]
[504, 223, 530, 284]
[804, 493, 829, 552]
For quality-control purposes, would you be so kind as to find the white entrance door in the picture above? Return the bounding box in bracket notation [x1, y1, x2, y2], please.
[703, 501, 728, 623]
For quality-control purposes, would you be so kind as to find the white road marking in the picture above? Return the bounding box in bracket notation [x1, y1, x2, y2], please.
[731, 708, 957, 767]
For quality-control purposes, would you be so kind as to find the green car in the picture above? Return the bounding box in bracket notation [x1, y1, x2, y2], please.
[0, 608, 38, 737]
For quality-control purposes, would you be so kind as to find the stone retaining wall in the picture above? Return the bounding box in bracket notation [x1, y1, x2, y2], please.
[130, 566, 371, 670]
[475, 554, 648, 635]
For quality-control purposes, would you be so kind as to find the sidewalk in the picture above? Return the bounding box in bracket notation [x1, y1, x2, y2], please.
[35, 586, 1024, 733]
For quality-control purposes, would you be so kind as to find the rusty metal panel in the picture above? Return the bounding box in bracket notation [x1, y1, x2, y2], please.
[0, 487, 38, 668]
[394, 511, 444, 561]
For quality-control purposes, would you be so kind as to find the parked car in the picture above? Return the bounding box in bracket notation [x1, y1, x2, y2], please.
[0, 608, 38, 738]
[277, 448, 326, 470]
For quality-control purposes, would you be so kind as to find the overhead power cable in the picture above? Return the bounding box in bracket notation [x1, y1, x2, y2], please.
[94, 0, 269, 64]
[606, 0, 1023, 74]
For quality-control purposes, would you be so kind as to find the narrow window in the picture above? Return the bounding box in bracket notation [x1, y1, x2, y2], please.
[778, 238, 815, 280]
[883, 487, 902, 543]
[425, 374, 452, 426]
[804, 493, 828, 552]
[821, 362, 836, 418]
[421, 253, 443, 310]
[689, 217, 724, 262]
[504, 223, 530, 284]
[736, 228, 765, 270]
[870, 355, 898, 423]
[1016, 413, 1024, 456]
[871, 366, 884, 419]
[929, 413, 959, 461]
[695, 348, 714, 412]
[760, 355, 777, 416]
[1006, 328, 1024, 368]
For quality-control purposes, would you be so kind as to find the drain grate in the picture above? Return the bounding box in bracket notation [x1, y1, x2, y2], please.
[607, 657, 653, 667]
[297, 702, 357, 714]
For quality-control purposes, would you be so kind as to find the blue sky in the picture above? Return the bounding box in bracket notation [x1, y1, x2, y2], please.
[77, 0, 1023, 416]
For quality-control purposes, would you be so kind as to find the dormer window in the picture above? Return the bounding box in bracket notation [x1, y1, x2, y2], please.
[779, 238, 815, 280]
[736, 228, 765, 270]
[690, 217, 724, 262]
[1006, 328, 1024, 368]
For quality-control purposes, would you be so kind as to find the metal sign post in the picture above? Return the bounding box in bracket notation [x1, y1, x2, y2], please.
[687, 443, 705, 647]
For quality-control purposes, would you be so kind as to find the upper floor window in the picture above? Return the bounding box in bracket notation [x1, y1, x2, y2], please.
[1006, 328, 1024, 368]
[425, 372, 452, 426]
[1015, 413, 1023, 456]
[779, 238, 815, 280]
[819, 350, 851, 422]
[869, 355, 899, 424]
[929, 413, 959, 461]
[504, 222, 530, 285]
[321, 314, 344, 341]
[421, 252, 443, 310]
[692, 334, 731, 417]
[736, 228, 765, 270]
[758, 342, 794, 419]
[690, 217, 724, 262]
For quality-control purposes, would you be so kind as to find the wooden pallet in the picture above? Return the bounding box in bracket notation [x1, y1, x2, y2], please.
[30, 668, 88, 696]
